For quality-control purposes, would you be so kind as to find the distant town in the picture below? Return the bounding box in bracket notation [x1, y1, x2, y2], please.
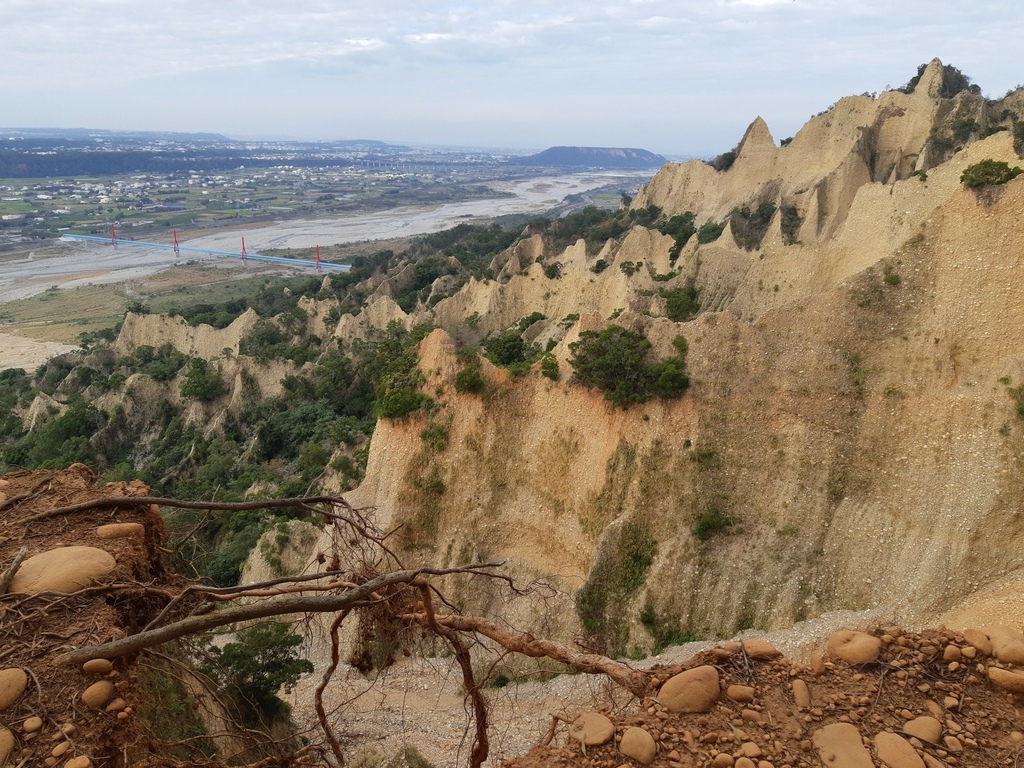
[0, 129, 670, 248]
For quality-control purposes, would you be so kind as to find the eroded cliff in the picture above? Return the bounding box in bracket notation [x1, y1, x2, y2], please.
[307, 60, 1024, 655]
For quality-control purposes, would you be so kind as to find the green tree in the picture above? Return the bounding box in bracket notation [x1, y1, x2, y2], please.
[179, 359, 228, 402]
[568, 326, 689, 408]
[661, 284, 700, 322]
[960, 159, 1024, 187]
[201, 622, 313, 720]
[483, 329, 528, 366]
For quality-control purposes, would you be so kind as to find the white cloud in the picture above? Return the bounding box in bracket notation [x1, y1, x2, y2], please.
[1, 1, 1023, 154]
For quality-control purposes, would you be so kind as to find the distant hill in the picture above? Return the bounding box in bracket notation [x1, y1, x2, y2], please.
[510, 146, 667, 169]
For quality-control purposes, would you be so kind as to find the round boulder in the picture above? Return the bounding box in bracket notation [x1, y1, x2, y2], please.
[0, 726, 13, 765]
[82, 659, 113, 675]
[826, 630, 882, 664]
[568, 712, 614, 746]
[962, 628, 993, 656]
[902, 716, 942, 744]
[659, 665, 720, 713]
[619, 726, 657, 765]
[726, 684, 755, 702]
[791, 678, 811, 709]
[10, 547, 116, 594]
[741, 639, 781, 659]
[812, 722, 873, 768]
[0, 667, 27, 711]
[988, 626, 1024, 665]
[81, 680, 114, 709]
[95, 523, 145, 540]
[989, 666, 1024, 694]
[874, 731, 925, 768]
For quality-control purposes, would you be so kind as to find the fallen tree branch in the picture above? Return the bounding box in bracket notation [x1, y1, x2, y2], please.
[403, 611, 651, 699]
[314, 609, 350, 768]
[539, 712, 574, 746]
[414, 578, 489, 768]
[142, 570, 356, 632]
[54, 563, 501, 666]
[23, 494, 353, 524]
[0, 476, 54, 513]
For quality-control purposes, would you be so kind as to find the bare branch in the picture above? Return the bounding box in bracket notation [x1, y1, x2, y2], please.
[404, 611, 651, 698]
[23, 494, 353, 524]
[414, 578, 489, 768]
[55, 563, 501, 666]
[314, 610, 350, 768]
[0, 546, 28, 595]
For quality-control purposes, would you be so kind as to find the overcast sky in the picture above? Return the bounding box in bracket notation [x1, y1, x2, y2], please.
[3, 1, 1022, 156]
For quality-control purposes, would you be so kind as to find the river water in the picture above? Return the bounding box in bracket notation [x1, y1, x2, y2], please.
[0, 171, 652, 304]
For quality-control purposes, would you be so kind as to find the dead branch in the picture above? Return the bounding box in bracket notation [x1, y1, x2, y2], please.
[54, 563, 501, 666]
[207, 582, 366, 601]
[414, 578, 489, 768]
[403, 611, 651, 699]
[0, 546, 28, 595]
[539, 712, 574, 746]
[170, 510, 213, 554]
[0, 475, 54, 513]
[142, 570, 355, 632]
[314, 610, 349, 768]
[23, 494, 354, 524]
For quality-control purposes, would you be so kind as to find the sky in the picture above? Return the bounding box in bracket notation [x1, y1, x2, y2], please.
[3, 0, 1023, 157]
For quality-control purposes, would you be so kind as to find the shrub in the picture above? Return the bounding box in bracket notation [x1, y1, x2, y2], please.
[517, 312, 546, 332]
[951, 117, 979, 145]
[482, 330, 526, 366]
[960, 159, 1023, 187]
[540, 354, 559, 381]
[128, 343, 189, 381]
[576, 520, 657, 654]
[661, 284, 700, 322]
[729, 202, 777, 250]
[568, 326, 689, 408]
[692, 507, 734, 541]
[781, 205, 802, 243]
[658, 212, 697, 263]
[590, 259, 609, 274]
[709, 149, 737, 172]
[639, 601, 696, 654]
[179, 359, 228, 402]
[483, 328, 542, 370]
[697, 221, 725, 244]
[1007, 381, 1024, 419]
[375, 363, 430, 419]
[454, 363, 485, 394]
[419, 420, 450, 452]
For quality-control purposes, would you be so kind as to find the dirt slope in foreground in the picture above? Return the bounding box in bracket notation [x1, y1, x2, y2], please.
[505, 629, 1024, 768]
[3, 466, 1024, 768]
[0, 466, 174, 768]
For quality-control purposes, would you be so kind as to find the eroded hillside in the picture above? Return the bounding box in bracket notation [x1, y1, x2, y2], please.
[5, 57, 1024, 766]
[272, 59, 1024, 660]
